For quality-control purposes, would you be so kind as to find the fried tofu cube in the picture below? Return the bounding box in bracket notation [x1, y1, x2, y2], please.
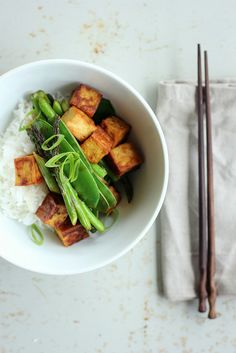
[62, 106, 96, 142]
[81, 126, 113, 164]
[36, 193, 68, 228]
[101, 116, 130, 147]
[14, 154, 43, 186]
[70, 84, 102, 118]
[55, 218, 89, 247]
[107, 142, 143, 176]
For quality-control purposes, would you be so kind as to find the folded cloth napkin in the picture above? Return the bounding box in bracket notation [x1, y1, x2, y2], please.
[157, 80, 236, 301]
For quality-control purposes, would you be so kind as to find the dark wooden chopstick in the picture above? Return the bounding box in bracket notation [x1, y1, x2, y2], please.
[204, 50, 217, 319]
[197, 45, 217, 319]
[197, 44, 208, 313]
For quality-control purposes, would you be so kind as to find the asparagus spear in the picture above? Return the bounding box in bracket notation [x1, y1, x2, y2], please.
[33, 153, 60, 193]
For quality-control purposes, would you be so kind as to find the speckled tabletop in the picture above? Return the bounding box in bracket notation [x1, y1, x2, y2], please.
[1, 1, 236, 352]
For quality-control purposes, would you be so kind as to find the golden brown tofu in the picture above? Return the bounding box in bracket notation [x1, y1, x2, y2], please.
[81, 126, 113, 164]
[36, 193, 67, 228]
[55, 218, 89, 247]
[62, 106, 96, 142]
[107, 142, 143, 176]
[101, 116, 130, 147]
[14, 154, 43, 186]
[70, 84, 102, 118]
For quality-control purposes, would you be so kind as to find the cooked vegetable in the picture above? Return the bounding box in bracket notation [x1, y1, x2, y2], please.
[36, 192, 68, 228]
[47, 93, 54, 105]
[91, 163, 107, 178]
[56, 174, 77, 225]
[81, 126, 113, 164]
[14, 154, 43, 186]
[55, 218, 89, 246]
[33, 153, 60, 193]
[101, 116, 130, 147]
[120, 175, 133, 203]
[41, 134, 65, 151]
[106, 142, 143, 176]
[93, 174, 117, 213]
[64, 180, 92, 230]
[38, 97, 56, 123]
[93, 98, 116, 124]
[32, 119, 100, 208]
[53, 100, 63, 116]
[99, 160, 119, 183]
[70, 84, 102, 117]
[62, 106, 96, 142]
[15, 84, 143, 247]
[61, 99, 69, 113]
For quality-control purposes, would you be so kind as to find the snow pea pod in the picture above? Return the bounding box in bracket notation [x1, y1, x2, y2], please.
[32, 119, 100, 208]
[93, 174, 117, 213]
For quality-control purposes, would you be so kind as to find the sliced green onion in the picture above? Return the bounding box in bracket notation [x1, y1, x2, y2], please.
[30, 224, 44, 246]
[45, 152, 72, 168]
[19, 109, 39, 132]
[103, 209, 119, 231]
[68, 157, 80, 182]
[41, 134, 64, 151]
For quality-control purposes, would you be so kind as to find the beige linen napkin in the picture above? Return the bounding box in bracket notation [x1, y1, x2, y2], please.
[157, 80, 236, 301]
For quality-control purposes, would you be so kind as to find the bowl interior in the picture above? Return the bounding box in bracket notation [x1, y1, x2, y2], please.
[0, 60, 168, 274]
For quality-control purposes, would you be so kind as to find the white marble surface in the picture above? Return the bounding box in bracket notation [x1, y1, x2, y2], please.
[1, 1, 236, 352]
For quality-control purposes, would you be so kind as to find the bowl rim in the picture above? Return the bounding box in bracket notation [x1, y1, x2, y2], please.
[0, 59, 169, 275]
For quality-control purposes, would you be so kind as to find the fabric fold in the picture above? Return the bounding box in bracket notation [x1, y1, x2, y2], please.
[157, 80, 236, 300]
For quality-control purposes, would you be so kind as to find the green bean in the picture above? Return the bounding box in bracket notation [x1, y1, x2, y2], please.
[38, 97, 56, 123]
[61, 99, 69, 113]
[53, 100, 63, 116]
[33, 152, 60, 193]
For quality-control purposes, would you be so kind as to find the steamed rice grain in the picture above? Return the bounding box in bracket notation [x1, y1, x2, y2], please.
[0, 100, 47, 225]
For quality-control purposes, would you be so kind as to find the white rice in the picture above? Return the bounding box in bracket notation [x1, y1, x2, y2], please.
[0, 100, 48, 225]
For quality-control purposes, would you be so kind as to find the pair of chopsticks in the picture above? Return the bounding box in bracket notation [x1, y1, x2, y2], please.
[197, 44, 217, 319]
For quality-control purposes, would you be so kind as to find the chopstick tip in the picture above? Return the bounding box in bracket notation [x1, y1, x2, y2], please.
[208, 308, 217, 319]
[199, 300, 207, 313]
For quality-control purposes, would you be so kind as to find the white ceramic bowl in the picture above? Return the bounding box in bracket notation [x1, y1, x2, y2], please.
[0, 60, 168, 275]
